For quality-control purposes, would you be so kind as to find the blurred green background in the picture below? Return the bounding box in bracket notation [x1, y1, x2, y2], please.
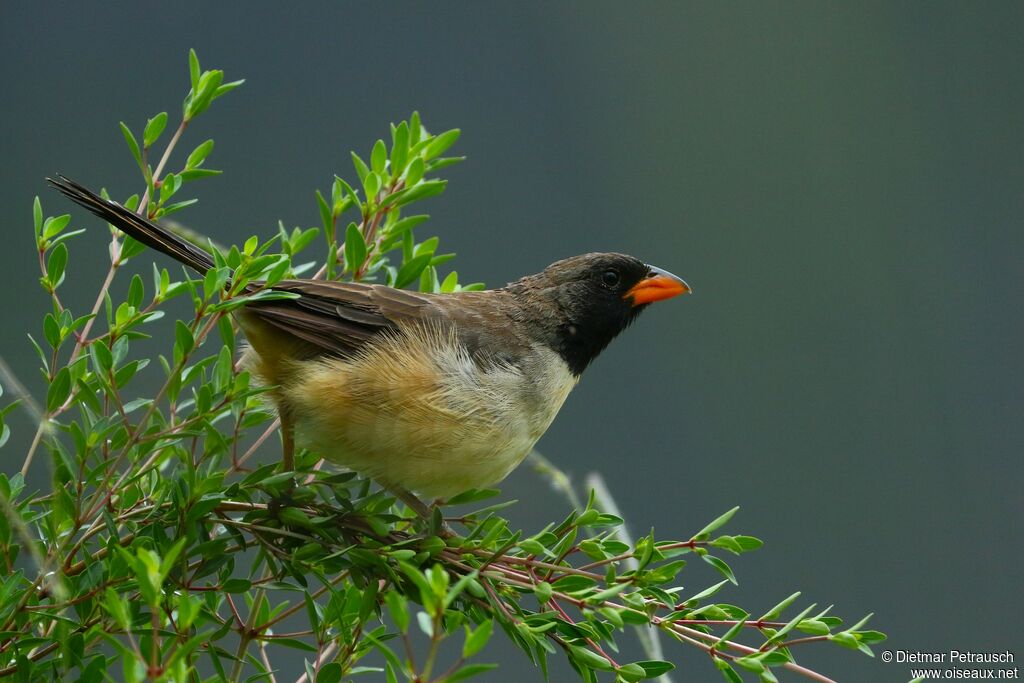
[2, 3, 1021, 681]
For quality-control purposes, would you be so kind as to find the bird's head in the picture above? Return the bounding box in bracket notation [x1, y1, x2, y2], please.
[510, 252, 690, 376]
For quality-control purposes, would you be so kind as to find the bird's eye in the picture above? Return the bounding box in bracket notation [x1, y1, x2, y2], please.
[601, 269, 621, 288]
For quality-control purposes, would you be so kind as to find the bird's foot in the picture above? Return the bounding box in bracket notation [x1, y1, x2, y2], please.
[388, 486, 455, 538]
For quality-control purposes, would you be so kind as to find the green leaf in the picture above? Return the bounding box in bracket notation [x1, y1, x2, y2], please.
[188, 48, 201, 90]
[551, 575, 598, 593]
[427, 563, 450, 600]
[90, 340, 113, 373]
[425, 156, 466, 172]
[517, 539, 547, 556]
[274, 638, 318, 652]
[854, 629, 886, 644]
[316, 662, 342, 683]
[842, 612, 874, 634]
[445, 488, 500, 505]
[158, 173, 182, 204]
[732, 535, 763, 551]
[413, 236, 439, 258]
[404, 156, 425, 186]
[388, 214, 430, 237]
[715, 616, 749, 648]
[714, 658, 743, 683]
[399, 562, 437, 614]
[703, 554, 737, 584]
[46, 243, 68, 289]
[383, 179, 447, 209]
[443, 569, 479, 609]
[371, 139, 387, 174]
[796, 619, 831, 635]
[828, 631, 860, 649]
[416, 610, 433, 637]
[127, 273, 144, 309]
[315, 190, 332, 235]
[178, 168, 221, 182]
[46, 367, 72, 412]
[394, 254, 431, 289]
[33, 196, 43, 237]
[363, 172, 381, 200]
[570, 645, 614, 672]
[288, 226, 320, 256]
[213, 79, 244, 99]
[445, 664, 498, 682]
[765, 603, 818, 645]
[186, 68, 225, 119]
[695, 506, 739, 539]
[103, 587, 131, 631]
[351, 152, 370, 184]
[642, 559, 688, 585]
[462, 619, 493, 659]
[221, 578, 251, 593]
[119, 122, 142, 168]
[616, 663, 648, 682]
[409, 111, 422, 142]
[590, 582, 630, 603]
[42, 214, 71, 241]
[186, 139, 215, 169]
[440, 270, 459, 293]
[759, 591, 800, 620]
[174, 320, 195, 360]
[155, 196, 197, 217]
[143, 112, 168, 148]
[391, 121, 409, 176]
[344, 222, 367, 273]
[384, 590, 409, 634]
[683, 579, 730, 606]
[711, 534, 763, 554]
[203, 266, 229, 300]
[533, 581, 553, 604]
[424, 129, 461, 159]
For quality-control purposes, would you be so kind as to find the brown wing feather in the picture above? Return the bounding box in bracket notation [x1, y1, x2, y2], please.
[245, 280, 444, 358]
[244, 281, 538, 367]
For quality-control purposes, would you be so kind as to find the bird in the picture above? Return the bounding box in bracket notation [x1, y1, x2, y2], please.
[49, 175, 690, 517]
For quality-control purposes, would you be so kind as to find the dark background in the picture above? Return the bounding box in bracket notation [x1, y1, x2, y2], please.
[2, 3, 1021, 681]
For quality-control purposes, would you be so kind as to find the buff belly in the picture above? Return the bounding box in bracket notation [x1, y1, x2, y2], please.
[254, 325, 577, 499]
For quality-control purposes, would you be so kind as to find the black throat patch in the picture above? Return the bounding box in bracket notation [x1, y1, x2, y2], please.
[553, 303, 645, 377]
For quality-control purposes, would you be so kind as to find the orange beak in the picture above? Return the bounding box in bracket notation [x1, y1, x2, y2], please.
[624, 265, 691, 306]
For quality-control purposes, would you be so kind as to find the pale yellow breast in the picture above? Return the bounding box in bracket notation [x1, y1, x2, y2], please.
[274, 324, 577, 498]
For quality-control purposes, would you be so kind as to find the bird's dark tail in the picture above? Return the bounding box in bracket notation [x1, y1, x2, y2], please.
[48, 175, 215, 274]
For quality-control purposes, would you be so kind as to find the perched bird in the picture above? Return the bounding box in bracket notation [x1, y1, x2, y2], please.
[50, 176, 690, 515]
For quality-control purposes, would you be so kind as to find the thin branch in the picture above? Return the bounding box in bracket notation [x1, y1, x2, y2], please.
[138, 120, 188, 216]
[293, 642, 337, 683]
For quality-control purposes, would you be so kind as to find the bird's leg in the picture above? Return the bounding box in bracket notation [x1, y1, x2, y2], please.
[389, 485, 433, 519]
[280, 410, 295, 472]
[388, 485, 454, 537]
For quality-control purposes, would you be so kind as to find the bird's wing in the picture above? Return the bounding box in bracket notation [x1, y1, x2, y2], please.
[244, 280, 443, 358]
[244, 280, 535, 367]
